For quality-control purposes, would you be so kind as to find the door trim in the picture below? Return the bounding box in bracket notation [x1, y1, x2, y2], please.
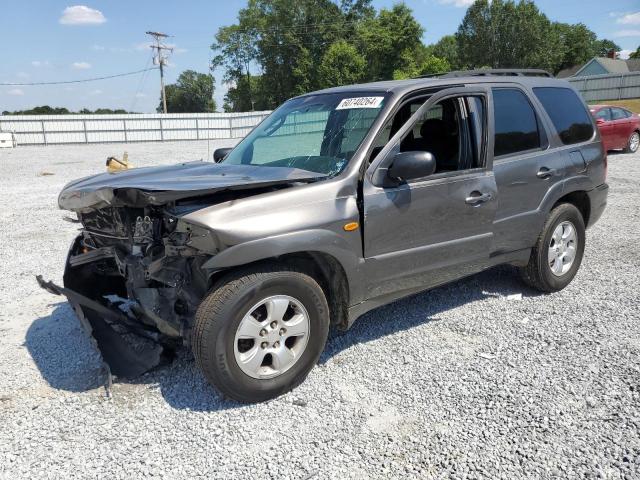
[368, 232, 492, 262]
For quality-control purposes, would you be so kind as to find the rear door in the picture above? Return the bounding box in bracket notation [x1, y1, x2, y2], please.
[611, 107, 635, 148]
[362, 86, 497, 299]
[491, 86, 567, 253]
[610, 107, 630, 148]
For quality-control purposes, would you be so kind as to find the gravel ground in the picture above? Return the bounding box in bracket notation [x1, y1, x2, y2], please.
[0, 141, 639, 479]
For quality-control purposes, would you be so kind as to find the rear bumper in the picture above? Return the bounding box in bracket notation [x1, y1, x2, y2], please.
[587, 183, 609, 228]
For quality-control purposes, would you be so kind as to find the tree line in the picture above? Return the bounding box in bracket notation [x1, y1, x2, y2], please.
[2, 106, 131, 115]
[211, 0, 622, 112]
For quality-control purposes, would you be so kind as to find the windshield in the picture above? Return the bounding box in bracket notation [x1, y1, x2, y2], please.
[223, 92, 388, 175]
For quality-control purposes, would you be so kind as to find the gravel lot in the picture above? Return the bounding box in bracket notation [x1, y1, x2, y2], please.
[0, 140, 639, 479]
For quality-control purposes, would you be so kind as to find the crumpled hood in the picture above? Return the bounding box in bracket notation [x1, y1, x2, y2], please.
[58, 161, 325, 212]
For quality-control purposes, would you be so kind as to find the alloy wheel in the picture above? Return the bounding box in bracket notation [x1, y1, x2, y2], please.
[630, 132, 639, 153]
[233, 295, 310, 379]
[548, 221, 578, 277]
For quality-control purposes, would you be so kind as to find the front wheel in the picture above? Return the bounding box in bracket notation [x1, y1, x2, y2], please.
[192, 264, 330, 403]
[624, 131, 639, 153]
[519, 203, 586, 292]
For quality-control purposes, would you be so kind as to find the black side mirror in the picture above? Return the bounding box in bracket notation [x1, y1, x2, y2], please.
[388, 151, 436, 182]
[213, 147, 232, 163]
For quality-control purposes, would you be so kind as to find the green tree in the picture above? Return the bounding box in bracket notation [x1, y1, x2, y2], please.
[211, 21, 259, 111]
[318, 40, 366, 88]
[429, 35, 460, 70]
[630, 46, 640, 59]
[160, 70, 216, 113]
[592, 39, 621, 58]
[457, 0, 563, 72]
[554, 24, 621, 71]
[223, 76, 271, 112]
[553, 23, 597, 72]
[393, 52, 449, 79]
[356, 4, 424, 81]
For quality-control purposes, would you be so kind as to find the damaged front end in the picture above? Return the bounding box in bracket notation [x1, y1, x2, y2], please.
[39, 205, 216, 378]
[37, 162, 324, 380]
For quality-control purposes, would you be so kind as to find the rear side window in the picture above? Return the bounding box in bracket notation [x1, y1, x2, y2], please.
[533, 87, 594, 145]
[611, 108, 627, 120]
[492, 88, 540, 157]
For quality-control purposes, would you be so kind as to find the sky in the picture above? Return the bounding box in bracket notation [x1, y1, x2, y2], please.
[1, 0, 639, 113]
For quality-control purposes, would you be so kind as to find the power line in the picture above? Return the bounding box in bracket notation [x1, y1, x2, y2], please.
[130, 50, 154, 112]
[1, 68, 158, 86]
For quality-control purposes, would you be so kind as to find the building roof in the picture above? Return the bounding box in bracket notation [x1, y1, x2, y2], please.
[627, 58, 640, 72]
[573, 57, 629, 77]
[557, 65, 582, 79]
[567, 56, 640, 78]
[595, 57, 630, 73]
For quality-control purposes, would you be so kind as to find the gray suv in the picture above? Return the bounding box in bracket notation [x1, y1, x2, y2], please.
[39, 70, 609, 402]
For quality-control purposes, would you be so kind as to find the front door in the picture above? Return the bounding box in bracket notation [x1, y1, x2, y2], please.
[362, 87, 497, 300]
[594, 108, 614, 151]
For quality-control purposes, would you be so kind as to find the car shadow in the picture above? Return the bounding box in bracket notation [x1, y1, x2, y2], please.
[26, 265, 538, 411]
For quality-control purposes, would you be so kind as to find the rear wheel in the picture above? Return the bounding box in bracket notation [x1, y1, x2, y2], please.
[519, 203, 585, 292]
[625, 131, 640, 153]
[192, 264, 330, 403]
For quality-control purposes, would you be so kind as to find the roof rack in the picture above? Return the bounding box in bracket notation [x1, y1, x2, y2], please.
[420, 69, 553, 79]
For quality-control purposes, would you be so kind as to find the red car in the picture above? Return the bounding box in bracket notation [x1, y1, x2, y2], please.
[590, 105, 640, 153]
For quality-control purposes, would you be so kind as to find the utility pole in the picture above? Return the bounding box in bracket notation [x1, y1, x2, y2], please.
[146, 31, 173, 114]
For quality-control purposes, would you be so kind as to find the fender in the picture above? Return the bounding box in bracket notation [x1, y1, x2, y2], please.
[201, 229, 367, 305]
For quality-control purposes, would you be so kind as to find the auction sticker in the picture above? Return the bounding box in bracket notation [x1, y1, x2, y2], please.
[336, 96, 384, 110]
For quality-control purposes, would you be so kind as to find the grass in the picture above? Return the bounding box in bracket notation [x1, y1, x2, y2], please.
[588, 98, 640, 113]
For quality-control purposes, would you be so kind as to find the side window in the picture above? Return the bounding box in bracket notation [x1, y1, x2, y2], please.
[623, 109, 633, 118]
[399, 98, 463, 173]
[398, 96, 485, 174]
[492, 88, 541, 157]
[466, 97, 485, 169]
[533, 87, 594, 145]
[594, 108, 611, 121]
[368, 94, 486, 175]
[611, 108, 626, 121]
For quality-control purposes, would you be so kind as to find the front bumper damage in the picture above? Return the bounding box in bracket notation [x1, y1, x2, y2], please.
[37, 208, 215, 382]
[37, 161, 324, 387]
[36, 275, 165, 379]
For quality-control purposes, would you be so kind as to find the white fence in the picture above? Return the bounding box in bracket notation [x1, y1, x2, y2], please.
[568, 72, 640, 103]
[0, 111, 271, 146]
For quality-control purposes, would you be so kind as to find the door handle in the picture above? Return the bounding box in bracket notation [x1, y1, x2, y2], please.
[465, 192, 492, 205]
[536, 167, 556, 179]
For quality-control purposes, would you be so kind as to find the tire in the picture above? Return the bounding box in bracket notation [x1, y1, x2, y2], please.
[519, 203, 586, 293]
[624, 131, 640, 153]
[192, 264, 330, 403]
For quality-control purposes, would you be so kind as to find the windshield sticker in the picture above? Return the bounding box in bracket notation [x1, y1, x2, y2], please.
[336, 96, 384, 110]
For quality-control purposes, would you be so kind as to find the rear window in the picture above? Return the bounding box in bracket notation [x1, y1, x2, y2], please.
[492, 88, 540, 157]
[533, 87, 594, 145]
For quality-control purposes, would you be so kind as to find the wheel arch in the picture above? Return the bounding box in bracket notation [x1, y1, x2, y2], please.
[553, 190, 590, 226]
[205, 249, 352, 329]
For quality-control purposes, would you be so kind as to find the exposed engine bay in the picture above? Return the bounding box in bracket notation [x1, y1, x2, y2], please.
[37, 161, 325, 379]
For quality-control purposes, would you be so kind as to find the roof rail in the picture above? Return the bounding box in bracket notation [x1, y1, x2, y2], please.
[420, 69, 553, 79]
